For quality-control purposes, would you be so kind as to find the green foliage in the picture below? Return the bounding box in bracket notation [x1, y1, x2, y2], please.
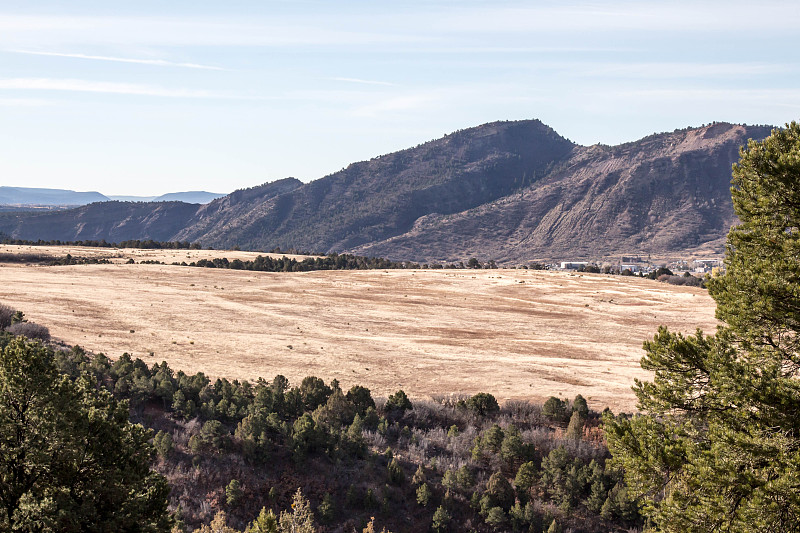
[346, 385, 376, 415]
[190, 419, 228, 454]
[278, 488, 316, 533]
[514, 461, 537, 502]
[565, 410, 585, 440]
[318, 492, 335, 524]
[571, 394, 589, 419]
[416, 483, 432, 507]
[606, 123, 800, 532]
[540, 446, 587, 511]
[500, 425, 529, 468]
[484, 472, 515, 511]
[196, 511, 239, 533]
[387, 458, 405, 485]
[456, 465, 474, 490]
[431, 505, 451, 533]
[298, 376, 332, 411]
[247, 507, 278, 533]
[542, 396, 568, 423]
[154, 430, 174, 458]
[465, 392, 500, 416]
[291, 413, 324, 460]
[412, 464, 427, 486]
[385, 389, 412, 413]
[225, 479, 243, 507]
[0, 336, 171, 531]
[484, 506, 507, 529]
[546, 518, 562, 533]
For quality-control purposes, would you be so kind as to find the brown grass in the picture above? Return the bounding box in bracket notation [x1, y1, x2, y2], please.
[0, 245, 718, 412]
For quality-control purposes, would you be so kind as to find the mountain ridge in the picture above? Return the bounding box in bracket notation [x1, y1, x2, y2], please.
[0, 187, 225, 207]
[0, 120, 775, 262]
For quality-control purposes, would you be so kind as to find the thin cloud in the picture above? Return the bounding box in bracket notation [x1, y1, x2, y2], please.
[0, 78, 232, 99]
[331, 77, 394, 86]
[9, 49, 227, 71]
[0, 97, 52, 107]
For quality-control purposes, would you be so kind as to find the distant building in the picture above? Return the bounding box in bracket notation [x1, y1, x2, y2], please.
[620, 264, 640, 273]
[560, 261, 588, 270]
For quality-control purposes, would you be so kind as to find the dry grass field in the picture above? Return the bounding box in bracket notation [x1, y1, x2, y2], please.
[0, 245, 718, 412]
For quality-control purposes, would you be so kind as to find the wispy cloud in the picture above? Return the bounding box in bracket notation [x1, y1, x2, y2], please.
[9, 49, 226, 71]
[331, 77, 394, 86]
[0, 78, 232, 99]
[353, 93, 442, 117]
[0, 14, 425, 48]
[578, 62, 793, 79]
[0, 97, 52, 107]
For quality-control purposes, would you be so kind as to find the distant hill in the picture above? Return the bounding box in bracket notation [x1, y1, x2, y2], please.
[0, 187, 109, 206]
[152, 191, 225, 204]
[107, 195, 158, 202]
[0, 120, 775, 261]
[0, 188, 225, 208]
[107, 192, 225, 204]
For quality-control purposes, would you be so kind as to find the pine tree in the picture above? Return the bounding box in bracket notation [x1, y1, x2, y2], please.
[431, 505, 451, 533]
[0, 337, 171, 531]
[247, 507, 278, 533]
[605, 123, 800, 531]
[278, 488, 316, 533]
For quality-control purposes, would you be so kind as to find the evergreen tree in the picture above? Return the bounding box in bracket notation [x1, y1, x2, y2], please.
[278, 488, 316, 533]
[564, 410, 585, 440]
[431, 505, 451, 533]
[247, 507, 278, 533]
[605, 123, 800, 531]
[0, 337, 171, 532]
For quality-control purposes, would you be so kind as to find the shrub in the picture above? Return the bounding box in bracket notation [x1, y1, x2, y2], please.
[431, 505, 451, 532]
[542, 397, 568, 423]
[387, 458, 405, 485]
[465, 392, 500, 417]
[153, 430, 173, 458]
[225, 479, 242, 507]
[0, 304, 15, 330]
[7, 321, 50, 342]
[416, 483, 432, 506]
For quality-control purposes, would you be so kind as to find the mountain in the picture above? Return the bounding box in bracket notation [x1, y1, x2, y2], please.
[351, 122, 772, 262]
[106, 195, 158, 202]
[152, 191, 225, 204]
[0, 189, 225, 208]
[0, 187, 109, 206]
[0, 120, 775, 261]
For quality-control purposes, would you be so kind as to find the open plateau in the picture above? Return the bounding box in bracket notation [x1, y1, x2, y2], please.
[0, 244, 716, 412]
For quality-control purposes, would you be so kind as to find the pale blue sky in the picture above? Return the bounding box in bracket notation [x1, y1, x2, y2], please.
[1, 1, 798, 195]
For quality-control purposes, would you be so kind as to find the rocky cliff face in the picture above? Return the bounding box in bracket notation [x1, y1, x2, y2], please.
[350, 122, 771, 261]
[0, 121, 774, 261]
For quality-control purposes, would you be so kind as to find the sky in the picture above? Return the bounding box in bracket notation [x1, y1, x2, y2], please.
[0, 1, 798, 196]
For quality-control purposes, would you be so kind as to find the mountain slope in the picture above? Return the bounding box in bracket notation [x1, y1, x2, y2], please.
[0, 120, 775, 261]
[178, 120, 575, 251]
[350, 122, 772, 261]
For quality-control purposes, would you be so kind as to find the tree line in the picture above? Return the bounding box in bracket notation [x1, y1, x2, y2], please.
[0, 311, 636, 532]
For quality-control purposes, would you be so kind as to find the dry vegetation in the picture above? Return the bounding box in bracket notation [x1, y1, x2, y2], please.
[0, 245, 717, 412]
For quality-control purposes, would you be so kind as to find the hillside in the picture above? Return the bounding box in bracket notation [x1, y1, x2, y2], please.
[0, 120, 774, 261]
[351, 122, 771, 262]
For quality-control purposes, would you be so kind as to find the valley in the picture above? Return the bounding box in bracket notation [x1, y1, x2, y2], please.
[0, 245, 718, 412]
